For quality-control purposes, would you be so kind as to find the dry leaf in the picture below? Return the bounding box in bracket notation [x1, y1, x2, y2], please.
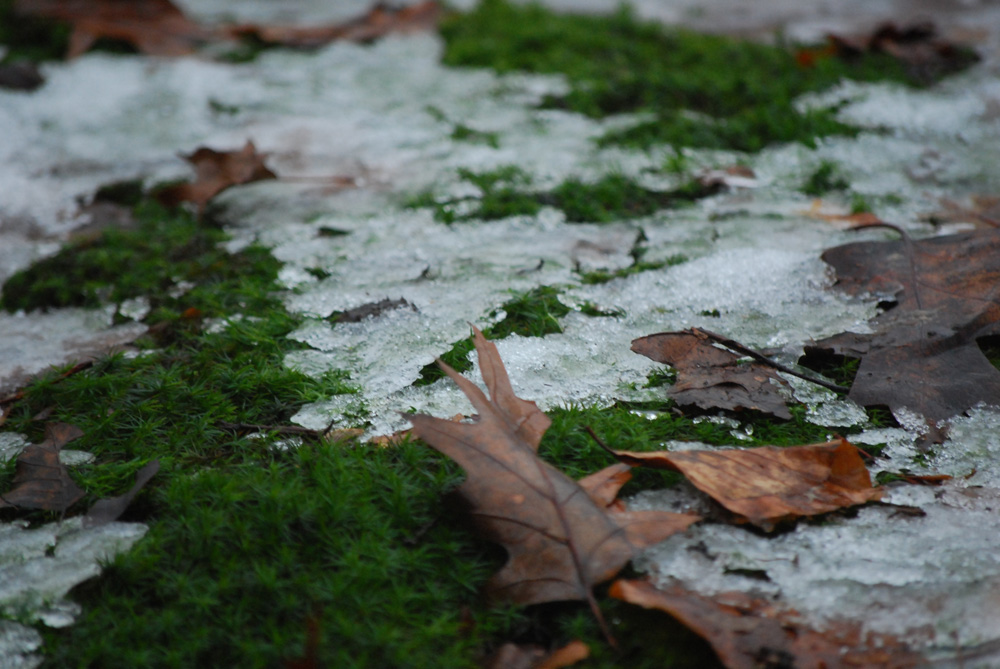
[17, 0, 210, 59]
[228, 1, 442, 49]
[483, 640, 589, 669]
[808, 226, 1000, 428]
[1, 422, 85, 511]
[407, 327, 699, 638]
[826, 21, 978, 83]
[601, 437, 882, 530]
[156, 141, 277, 212]
[632, 329, 792, 420]
[611, 579, 922, 669]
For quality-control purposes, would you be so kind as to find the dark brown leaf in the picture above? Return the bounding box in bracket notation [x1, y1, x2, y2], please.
[227, 1, 442, 49]
[611, 579, 922, 669]
[407, 327, 699, 637]
[826, 21, 978, 83]
[16, 0, 210, 59]
[632, 329, 792, 419]
[1, 422, 85, 511]
[156, 141, 277, 212]
[601, 438, 882, 529]
[483, 640, 589, 669]
[808, 227, 1000, 429]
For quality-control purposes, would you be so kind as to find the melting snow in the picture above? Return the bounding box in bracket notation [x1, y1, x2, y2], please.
[2, 1, 1000, 662]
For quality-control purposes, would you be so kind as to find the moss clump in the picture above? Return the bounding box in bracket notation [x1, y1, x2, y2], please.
[438, 0, 940, 151]
[0, 200, 276, 318]
[415, 285, 571, 385]
[802, 160, 850, 196]
[410, 166, 712, 224]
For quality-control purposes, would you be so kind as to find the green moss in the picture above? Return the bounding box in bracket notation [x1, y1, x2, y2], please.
[438, 0, 946, 151]
[415, 285, 570, 385]
[410, 166, 711, 224]
[579, 255, 687, 285]
[802, 160, 850, 196]
[1, 200, 276, 317]
[451, 123, 500, 148]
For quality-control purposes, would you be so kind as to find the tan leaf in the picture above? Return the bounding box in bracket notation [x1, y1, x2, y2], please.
[602, 437, 881, 529]
[611, 579, 922, 669]
[407, 327, 699, 638]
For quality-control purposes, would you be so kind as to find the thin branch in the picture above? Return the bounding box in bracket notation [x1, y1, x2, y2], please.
[691, 328, 849, 393]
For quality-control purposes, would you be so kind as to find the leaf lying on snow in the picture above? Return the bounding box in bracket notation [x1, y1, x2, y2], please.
[407, 327, 699, 640]
[156, 141, 277, 213]
[610, 579, 922, 669]
[0, 422, 86, 512]
[807, 225, 1000, 432]
[0, 422, 159, 521]
[16, 0, 211, 59]
[632, 329, 793, 420]
[599, 437, 881, 530]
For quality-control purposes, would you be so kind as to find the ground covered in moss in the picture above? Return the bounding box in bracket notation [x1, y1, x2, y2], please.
[0, 0, 994, 666]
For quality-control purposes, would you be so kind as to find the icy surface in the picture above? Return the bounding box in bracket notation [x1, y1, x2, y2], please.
[0, 309, 146, 394]
[630, 481, 1000, 657]
[2, 0, 1000, 662]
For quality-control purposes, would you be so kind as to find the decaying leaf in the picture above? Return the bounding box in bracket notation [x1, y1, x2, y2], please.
[632, 329, 793, 420]
[826, 21, 979, 83]
[1, 422, 85, 511]
[808, 226, 1000, 430]
[156, 141, 277, 212]
[15, 0, 441, 60]
[610, 579, 922, 669]
[407, 327, 699, 637]
[16, 0, 211, 59]
[484, 640, 590, 669]
[600, 437, 882, 529]
[227, 1, 442, 49]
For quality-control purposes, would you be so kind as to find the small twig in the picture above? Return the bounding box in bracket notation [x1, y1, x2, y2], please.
[691, 328, 850, 393]
[0, 360, 94, 406]
[216, 421, 326, 441]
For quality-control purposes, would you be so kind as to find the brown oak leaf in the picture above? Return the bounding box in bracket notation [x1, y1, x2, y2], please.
[156, 141, 277, 213]
[807, 226, 1000, 430]
[600, 437, 882, 530]
[632, 329, 793, 419]
[407, 327, 699, 639]
[1, 422, 85, 511]
[611, 579, 922, 669]
[16, 0, 211, 59]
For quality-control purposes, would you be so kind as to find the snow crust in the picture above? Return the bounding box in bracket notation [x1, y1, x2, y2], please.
[2, 2, 1000, 662]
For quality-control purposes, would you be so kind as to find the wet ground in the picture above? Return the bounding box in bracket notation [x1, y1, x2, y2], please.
[3, 1, 1000, 665]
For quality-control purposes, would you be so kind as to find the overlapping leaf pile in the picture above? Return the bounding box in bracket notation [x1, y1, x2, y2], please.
[808, 225, 1000, 434]
[409, 329, 909, 667]
[15, 0, 442, 59]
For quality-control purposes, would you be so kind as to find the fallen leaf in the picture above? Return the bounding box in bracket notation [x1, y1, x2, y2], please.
[600, 437, 882, 529]
[632, 329, 793, 420]
[807, 226, 1000, 428]
[16, 0, 211, 59]
[227, 1, 442, 49]
[927, 194, 1000, 229]
[407, 327, 699, 638]
[801, 199, 886, 228]
[610, 579, 922, 669]
[484, 640, 589, 669]
[156, 141, 277, 213]
[83, 460, 159, 528]
[826, 21, 978, 83]
[1, 422, 86, 511]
